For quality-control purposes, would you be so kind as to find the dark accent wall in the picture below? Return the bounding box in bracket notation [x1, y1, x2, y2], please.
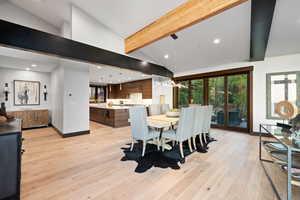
[108, 79, 152, 99]
[0, 19, 173, 78]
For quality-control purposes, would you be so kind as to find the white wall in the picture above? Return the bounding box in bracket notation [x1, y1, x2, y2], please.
[0, 1, 59, 35]
[174, 54, 300, 132]
[71, 5, 124, 54]
[152, 77, 173, 109]
[62, 61, 89, 134]
[50, 60, 90, 135]
[0, 67, 51, 111]
[51, 66, 64, 131]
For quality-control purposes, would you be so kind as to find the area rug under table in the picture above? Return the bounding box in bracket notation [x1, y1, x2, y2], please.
[121, 136, 216, 173]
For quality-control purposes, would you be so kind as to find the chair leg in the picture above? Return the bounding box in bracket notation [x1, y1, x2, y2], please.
[203, 133, 208, 144]
[179, 142, 184, 158]
[172, 140, 175, 147]
[162, 138, 165, 152]
[130, 140, 135, 151]
[156, 137, 160, 151]
[199, 134, 204, 147]
[188, 138, 193, 153]
[142, 140, 147, 157]
[192, 136, 197, 150]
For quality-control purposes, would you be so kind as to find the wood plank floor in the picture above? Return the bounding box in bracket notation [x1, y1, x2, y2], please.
[21, 122, 300, 200]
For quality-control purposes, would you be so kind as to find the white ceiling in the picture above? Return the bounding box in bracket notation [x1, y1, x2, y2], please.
[7, 0, 300, 74]
[0, 46, 150, 84]
[0, 46, 58, 72]
[89, 65, 151, 85]
[138, 1, 251, 73]
[266, 0, 300, 57]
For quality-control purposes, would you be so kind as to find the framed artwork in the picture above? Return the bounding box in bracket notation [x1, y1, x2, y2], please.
[14, 80, 40, 106]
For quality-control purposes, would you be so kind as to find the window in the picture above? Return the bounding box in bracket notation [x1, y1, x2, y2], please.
[266, 71, 300, 119]
[174, 66, 253, 132]
[178, 81, 189, 108]
[191, 79, 204, 105]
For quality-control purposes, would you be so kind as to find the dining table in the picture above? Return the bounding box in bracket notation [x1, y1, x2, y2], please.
[147, 114, 180, 150]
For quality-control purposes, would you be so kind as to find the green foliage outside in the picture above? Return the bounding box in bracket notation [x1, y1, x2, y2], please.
[178, 74, 247, 121]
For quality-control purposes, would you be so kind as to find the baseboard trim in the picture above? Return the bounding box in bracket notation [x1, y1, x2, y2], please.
[51, 124, 90, 138]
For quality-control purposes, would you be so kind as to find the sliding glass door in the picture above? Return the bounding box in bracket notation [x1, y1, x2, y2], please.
[175, 68, 252, 132]
[208, 77, 225, 126]
[227, 74, 248, 128]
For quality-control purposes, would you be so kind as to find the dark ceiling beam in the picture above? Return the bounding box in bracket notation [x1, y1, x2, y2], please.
[250, 0, 276, 61]
[0, 20, 173, 78]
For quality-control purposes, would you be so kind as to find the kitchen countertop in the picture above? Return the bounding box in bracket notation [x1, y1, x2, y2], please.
[89, 104, 131, 110]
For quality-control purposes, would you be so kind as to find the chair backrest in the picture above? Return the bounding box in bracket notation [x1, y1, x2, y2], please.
[148, 104, 161, 116]
[160, 104, 170, 114]
[176, 107, 194, 142]
[203, 105, 213, 133]
[129, 106, 149, 140]
[193, 106, 205, 136]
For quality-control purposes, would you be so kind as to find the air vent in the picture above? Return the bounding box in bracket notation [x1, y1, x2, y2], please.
[170, 33, 178, 40]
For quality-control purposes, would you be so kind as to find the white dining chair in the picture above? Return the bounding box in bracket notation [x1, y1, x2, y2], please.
[192, 106, 205, 150]
[161, 107, 194, 158]
[202, 105, 213, 143]
[160, 104, 170, 114]
[148, 104, 161, 116]
[129, 106, 160, 156]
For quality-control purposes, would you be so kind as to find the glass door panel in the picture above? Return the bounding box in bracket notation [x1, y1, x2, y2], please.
[227, 74, 248, 128]
[191, 79, 204, 105]
[208, 77, 225, 126]
[178, 81, 189, 108]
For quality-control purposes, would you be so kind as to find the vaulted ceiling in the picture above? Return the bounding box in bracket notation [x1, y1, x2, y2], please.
[7, 0, 300, 73]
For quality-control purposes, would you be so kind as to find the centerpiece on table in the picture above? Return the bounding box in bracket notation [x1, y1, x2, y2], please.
[166, 108, 180, 118]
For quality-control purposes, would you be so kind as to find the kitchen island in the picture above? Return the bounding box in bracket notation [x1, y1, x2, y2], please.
[90, 104, 130, 128]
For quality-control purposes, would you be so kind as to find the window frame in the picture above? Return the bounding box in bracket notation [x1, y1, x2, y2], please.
[266, 71, 300, 120]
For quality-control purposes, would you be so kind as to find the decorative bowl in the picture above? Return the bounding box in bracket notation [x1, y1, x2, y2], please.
[166, 111, 180, 118]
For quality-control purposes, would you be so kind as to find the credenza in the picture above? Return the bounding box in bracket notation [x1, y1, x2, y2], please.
[7, 109, 49, 129]
[0, 119, 22, 200]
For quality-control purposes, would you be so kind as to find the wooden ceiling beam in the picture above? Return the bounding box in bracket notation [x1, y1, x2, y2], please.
[125, 0, 249, 54]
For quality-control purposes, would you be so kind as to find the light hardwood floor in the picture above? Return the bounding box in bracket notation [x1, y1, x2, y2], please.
[21, 122, 299, 200]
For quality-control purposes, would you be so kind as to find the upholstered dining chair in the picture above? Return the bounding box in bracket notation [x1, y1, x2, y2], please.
[202, 105, 213, 143]
[192, 106, 205, 150]
[129, 106, 160, 156]
[148, 104, 161, 116]
[161, 104, 170, 114]
[161, 107, 194, 158]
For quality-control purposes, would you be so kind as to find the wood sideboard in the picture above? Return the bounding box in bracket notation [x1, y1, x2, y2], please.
[7, 109, 49, 129]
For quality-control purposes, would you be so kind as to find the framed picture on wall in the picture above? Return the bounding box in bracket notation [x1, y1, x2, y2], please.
[14, 80, 40, 106]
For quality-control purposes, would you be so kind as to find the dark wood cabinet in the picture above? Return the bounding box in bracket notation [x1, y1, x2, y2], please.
[108, 79, 152, 99]
[0, 120, 22, 200]
[90, 107, 130, 128]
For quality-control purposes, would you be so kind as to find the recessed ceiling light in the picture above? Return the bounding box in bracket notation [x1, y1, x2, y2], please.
[97, 66, 102, 69]
[213, 38, 221, 44]
[31, 64, 37, 67]
[164, 54, 169, 59]
[141, 61, 148, 65]
[26, 67, 30, 71]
